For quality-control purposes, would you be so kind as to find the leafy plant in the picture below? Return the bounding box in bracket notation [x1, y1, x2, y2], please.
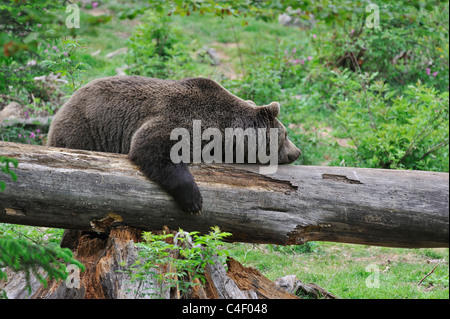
[0, 235, 84, 299]
[126, 227, 231, 299]
[0, 156, 18, 191]
[1, 125, 44, 145]
[334, 71, 449, 171]
[126, 10, 194, 79]
[268, 242, 320, 254]
[308, 0, 449, 91]
[0, 224, 64, 245]
[41, 38, 89, 93]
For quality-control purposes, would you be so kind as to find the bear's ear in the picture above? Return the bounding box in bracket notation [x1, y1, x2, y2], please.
[261, 102, 280, 118]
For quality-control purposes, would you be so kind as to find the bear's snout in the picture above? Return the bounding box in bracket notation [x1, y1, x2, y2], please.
[278, 138, 301, 164]
[288, 146, 301, 163]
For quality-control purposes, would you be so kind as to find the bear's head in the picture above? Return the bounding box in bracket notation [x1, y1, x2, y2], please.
[253, 101, 302, 165]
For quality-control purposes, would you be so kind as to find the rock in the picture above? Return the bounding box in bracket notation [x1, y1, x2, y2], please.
[274, 275, 337, 299]
[91, 49, 102, 57]
[206, 48, 221, 65]
[0, 102, 22, 123]
[274, 275, 302, 294]
[278, 7, 316, 29]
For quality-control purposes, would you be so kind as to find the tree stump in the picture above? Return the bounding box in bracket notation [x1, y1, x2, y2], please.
[2, 226, 308, 299]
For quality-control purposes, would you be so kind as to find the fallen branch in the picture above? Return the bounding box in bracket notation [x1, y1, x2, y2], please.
[418, 262, 442, 286]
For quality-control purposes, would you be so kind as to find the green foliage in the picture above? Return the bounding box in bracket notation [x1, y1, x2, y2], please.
[334, 72, 449, 171]
[0, 0, 109, 98]
[0, 156, 18, 191]
[118, 0, 271, 22]
[0, 234, 84, 299]
[310, 1, 449, 90]
[222, 40, 314, 104]
[126, 11, 194, 79]
[224, 56, 283, 105]
[41, 38, 89, 92]
[0, 224, 64, 245]
[0, 0, 58, 95]
[268, 242, 320, 254]
[1, 125, 44, 145]
[126, 227, 231, 298]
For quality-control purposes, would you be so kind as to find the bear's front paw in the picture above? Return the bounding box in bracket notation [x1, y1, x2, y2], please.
[172, 181, 203, 215]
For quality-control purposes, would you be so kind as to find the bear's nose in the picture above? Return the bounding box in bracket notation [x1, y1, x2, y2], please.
[288, 147, 301, 162]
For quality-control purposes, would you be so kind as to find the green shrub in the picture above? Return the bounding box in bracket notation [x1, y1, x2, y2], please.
[333, 71, 449, 171]
[41, 38, 89, 93]
[311, 1, 449, 91]
[0, 235, 84, 298]
[125, 11, 194, 79]
[125, 227, 231, 299]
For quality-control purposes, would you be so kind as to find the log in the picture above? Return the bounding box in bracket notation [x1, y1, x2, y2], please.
[0, 141, 448, 248]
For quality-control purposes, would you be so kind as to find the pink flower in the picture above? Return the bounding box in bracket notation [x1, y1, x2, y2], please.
[92, 2, 98, 8]
[312, 34, 317, 39]
[307, 56, 313, 61]
[37, 24, 42, 27]
[36, 129, 40, 133]
[52, 46, 57, 50]
[63, 52, 68, 57]
[294, 59, 300, 64]
[44, 49, 48, 53]
[292, 48, 297, 54]
[432, 71, 438, 77]
[30, 132, 36, 139]
[426, 68, 431, 76]
[300, 59, 305, 65]
[18, 134, 22, 138]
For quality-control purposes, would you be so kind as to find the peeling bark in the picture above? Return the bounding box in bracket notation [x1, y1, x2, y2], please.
[2, 226, 300, 299]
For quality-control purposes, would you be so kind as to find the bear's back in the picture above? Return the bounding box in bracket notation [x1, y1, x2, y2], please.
[47, 76, 251, 154]
[48, 76, 162, 153]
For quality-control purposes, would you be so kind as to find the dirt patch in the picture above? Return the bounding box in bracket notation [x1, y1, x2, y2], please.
[88, 8, 111, 17]
[210, 42, 241, 80]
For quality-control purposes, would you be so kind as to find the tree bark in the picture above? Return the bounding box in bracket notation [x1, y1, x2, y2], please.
[0, 141, 448, 248]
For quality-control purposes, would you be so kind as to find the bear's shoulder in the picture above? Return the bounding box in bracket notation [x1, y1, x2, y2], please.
[178, 77, 224, 91]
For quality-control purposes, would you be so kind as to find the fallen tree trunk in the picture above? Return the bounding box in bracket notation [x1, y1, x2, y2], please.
[0, 141, 448, 248]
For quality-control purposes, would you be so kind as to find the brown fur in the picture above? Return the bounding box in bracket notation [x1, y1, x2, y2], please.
[48, 76, 301, 214]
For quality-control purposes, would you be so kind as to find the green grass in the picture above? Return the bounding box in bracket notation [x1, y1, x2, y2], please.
[227, 242, 449, 299]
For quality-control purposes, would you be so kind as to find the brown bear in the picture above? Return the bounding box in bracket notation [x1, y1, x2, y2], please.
[47, 76, 301, 214]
